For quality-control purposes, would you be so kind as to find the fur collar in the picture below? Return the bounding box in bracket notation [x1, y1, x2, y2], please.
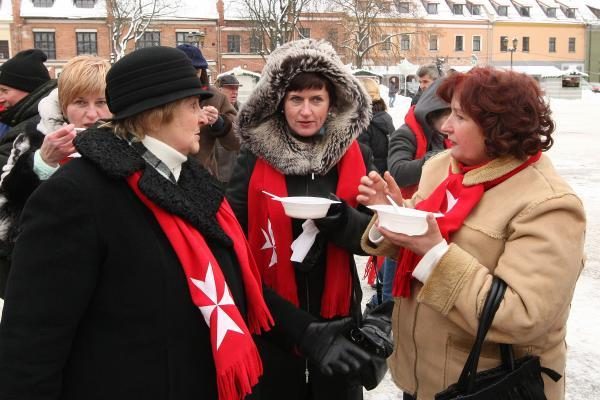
[75, 127, 231, 246]
[36, 88, 67, 135]
[236, 39, 371, 175]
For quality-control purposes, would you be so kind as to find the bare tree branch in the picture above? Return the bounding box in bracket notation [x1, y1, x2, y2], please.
[234, 0, 315, 54]
[107, 0, 179, 60]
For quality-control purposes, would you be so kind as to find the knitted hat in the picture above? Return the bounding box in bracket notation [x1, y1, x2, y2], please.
[216, 74, 242, 87]
[176, 44, 208, 69]
[106, 46, 212, 120]
[0, 49, 50, 93]
[361, 78, 381, 101]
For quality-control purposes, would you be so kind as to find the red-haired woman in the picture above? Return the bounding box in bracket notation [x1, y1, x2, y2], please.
[357, 67, 586, 400]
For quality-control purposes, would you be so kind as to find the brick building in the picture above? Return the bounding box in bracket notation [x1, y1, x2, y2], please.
[0, 0, 598, 80]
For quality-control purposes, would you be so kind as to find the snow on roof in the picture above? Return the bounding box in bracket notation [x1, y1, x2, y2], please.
[155, 0, 218, 20]
[217, 66, 261, 79]
[21, 0, 107, 18]
[0, 0, 13, 20]
[511, 65, 565, 77]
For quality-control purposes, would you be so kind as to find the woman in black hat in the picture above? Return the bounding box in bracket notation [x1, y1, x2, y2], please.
[0, 46, 369, 400]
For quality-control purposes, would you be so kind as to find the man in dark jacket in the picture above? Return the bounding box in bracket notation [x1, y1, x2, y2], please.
[0, 49, 56, 168]
[176, 44, 239, 185]
[388, 78, 450, 198]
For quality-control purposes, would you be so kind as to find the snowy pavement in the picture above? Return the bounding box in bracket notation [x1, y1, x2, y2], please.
[1, 92, 599, 399]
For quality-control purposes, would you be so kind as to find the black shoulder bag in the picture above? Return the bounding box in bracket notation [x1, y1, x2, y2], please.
[435, 277, 562, 400]
[346, 261, 394, 390]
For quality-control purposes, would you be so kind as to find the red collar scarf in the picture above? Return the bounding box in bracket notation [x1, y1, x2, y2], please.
[247, 141, 366, 318]
[393, 152, 541, 298]
[127, 171, 273, 400]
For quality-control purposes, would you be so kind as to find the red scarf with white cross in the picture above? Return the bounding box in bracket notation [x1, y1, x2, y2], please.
[393, 152, 541, 297]
[247, 141, 366, 318]
[127, 171, 273, 400]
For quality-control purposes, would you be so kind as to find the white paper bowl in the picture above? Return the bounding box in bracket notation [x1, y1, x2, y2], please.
[274, 196, 340, 219]
[368, 205, 442, 236]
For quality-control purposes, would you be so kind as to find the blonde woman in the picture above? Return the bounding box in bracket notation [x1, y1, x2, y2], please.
[0, 55, 111, 297]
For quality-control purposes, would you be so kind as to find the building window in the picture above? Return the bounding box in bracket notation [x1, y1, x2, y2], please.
[549, 37, 556, 53]
[497, 5, 508, 16]
[429, 35, 438, 51]
[564, 7, 576, 18]
[176, 32, 205, 48]
[472, 36, 481, 52]
[227, 35, 241, 53]
[401, 34, 410, 50]
[381, 35, 392, 50]
[0, 40, 9, 59]
[34, 32, 56, 59]
[500, 36, 508, 52]
[546, 7, 556, 17]
[471, 4, 481, 14]
[453, 4, 463, 14]
[522, 36, 530, 52]
[520, 6, 530, 16]
[426, 3, 438, 14]
[76, 32, 97, 55]
[396, 1, 410, 12]
[568, 37, 576, 52]
[455, 35, 464, 51]
[327, 29, 338, 47]
[74, 0, 95, 8]
[250, 33, 262, 53]
[136, 32, 160, 49]
[32, 0, 54, 7]
[299, 28, 311, 39]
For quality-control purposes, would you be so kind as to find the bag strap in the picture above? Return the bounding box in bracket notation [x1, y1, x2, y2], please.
[457, 277, 508, 394]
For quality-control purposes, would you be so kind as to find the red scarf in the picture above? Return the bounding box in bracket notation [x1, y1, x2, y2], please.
[393, 152, 542, 297]
[127, 171, 273, 400]
[247, 141, 366, 318]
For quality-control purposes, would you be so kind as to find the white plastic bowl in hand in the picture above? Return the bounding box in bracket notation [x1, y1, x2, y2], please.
[275, 196, 341, 219]
[368, 205, 442, 236]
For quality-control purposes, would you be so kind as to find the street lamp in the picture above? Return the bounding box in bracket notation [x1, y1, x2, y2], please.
[186, 31, 205, 48]
[509, 37, 518, 70]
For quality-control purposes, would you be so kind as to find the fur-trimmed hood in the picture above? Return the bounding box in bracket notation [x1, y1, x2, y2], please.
[236, 39, 371, 175]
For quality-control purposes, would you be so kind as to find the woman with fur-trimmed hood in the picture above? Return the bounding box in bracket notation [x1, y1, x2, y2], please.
[227, 39, 376, 399]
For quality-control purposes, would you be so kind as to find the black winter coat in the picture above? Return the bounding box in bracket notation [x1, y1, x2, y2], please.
[0, 128, 294, 400]
[226, 145, 374, 399]
[357, 110, 395, 173]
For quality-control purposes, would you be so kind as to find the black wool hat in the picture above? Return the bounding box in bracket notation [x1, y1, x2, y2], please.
[106, 46, 213, 120]
[0, 49, 50, 93]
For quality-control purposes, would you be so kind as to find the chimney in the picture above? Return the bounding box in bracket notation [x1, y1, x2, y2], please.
[217, 0, 224, 26]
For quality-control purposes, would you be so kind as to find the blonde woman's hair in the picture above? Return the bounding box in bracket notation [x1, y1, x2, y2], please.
[111, 98, 187, 140]
[58, 55, 111, 115]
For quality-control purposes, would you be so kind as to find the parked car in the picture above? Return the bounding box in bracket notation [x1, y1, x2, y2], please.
[591, 83, 600, 93]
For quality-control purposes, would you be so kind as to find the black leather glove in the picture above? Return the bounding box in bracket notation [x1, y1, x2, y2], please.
[299, 318, 371, 376]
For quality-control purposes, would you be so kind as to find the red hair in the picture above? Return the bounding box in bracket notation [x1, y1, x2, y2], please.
[437, 67, 554, 159]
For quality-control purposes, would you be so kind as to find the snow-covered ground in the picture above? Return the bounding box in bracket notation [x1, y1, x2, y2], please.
[363, 89, 600, 399]
[0, 89, 598, 399]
